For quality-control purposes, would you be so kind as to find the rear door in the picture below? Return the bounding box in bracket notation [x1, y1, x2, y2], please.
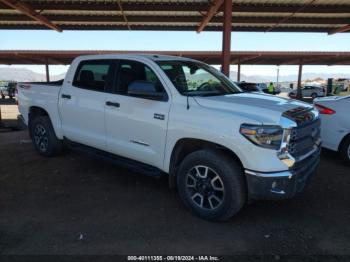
[59, 59, 114, 150]
[104, 59, 171, 169]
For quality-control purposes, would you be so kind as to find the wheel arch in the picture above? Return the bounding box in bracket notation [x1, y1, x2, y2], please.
[28, 106, 60, 139]
[338, 132, 350, 151]
[168, 138, 244, 188]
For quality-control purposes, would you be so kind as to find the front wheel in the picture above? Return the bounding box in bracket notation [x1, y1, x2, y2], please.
[339, 136, 350, 166]
[176, 149, 246, 221]
[30, 116, 63, 157]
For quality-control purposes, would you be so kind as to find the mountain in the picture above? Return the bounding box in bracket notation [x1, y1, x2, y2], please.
[229, 71, 350, 83]
[0, 68, 66, 82]
[0, 67, 349, 84]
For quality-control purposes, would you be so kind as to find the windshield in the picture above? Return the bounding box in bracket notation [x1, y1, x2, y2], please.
[156, 60, 241, 96]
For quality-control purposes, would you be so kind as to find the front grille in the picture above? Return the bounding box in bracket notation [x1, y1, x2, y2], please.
[283, 107, 321, 159]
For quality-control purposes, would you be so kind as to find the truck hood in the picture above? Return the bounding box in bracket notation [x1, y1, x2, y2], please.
[194, 92, 312, 124]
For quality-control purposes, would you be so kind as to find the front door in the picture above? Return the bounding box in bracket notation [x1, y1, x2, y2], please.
[104, 59, 171, 169]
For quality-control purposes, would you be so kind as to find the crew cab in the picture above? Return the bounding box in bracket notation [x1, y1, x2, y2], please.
[18, 54, 321, 221]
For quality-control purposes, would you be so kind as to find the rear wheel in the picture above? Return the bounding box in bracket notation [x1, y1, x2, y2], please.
[176, 149, 246, 221]
[311, 93, 317, 99]
[339, 136, 350, 166]
[30, 116, 63, 156]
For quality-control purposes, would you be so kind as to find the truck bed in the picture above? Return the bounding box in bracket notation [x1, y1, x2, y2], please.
[17, 80, 63, 135]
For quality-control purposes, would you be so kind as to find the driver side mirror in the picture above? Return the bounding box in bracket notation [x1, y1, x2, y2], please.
[127, 80, 166, 101]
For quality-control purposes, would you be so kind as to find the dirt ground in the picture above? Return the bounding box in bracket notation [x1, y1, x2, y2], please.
[0, 130, 350, 257]
[0, 99, 21, 130]
[0, 102, 349, 258]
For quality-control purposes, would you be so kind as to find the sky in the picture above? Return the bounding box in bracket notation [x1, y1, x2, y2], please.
[1, 30, 350, 77]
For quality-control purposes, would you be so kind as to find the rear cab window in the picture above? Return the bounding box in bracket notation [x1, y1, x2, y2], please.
[73, 60, 113, 92]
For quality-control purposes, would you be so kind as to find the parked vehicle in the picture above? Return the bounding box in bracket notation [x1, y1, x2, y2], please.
[289, 85, 325, 99]
[0, 81, 16, 99]
[17, 54, 321, 221]
[236, 82, 281, 95]
[314, 95, 350, 165]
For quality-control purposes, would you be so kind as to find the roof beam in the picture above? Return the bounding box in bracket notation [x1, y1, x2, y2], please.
[278, 55, 340, 65]
[328, 24, 350, 35]
[265, 0, 318, 32]
[231, 55, 262, 64]
[2, 14, 350, 25]
[0, 24, 342, 33]
[197, 0, 224, 33]
[1, 2, 350, 13]
[13, 53, 65, 65]
[117, 0, 131, 30]
[0, 0, 62, 32]
[328, 59, 350, 66]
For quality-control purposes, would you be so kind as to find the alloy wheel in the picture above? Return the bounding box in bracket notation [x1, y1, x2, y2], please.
[185, 165, 225, 210]
[34, 124, 49, 152]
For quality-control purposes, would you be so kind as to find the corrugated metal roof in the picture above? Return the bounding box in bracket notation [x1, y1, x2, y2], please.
[0, 0, 350, 33]
[1, 50, 350, 65]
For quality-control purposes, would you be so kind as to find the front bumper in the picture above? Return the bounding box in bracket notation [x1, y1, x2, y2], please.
[245, 146, 321, 200]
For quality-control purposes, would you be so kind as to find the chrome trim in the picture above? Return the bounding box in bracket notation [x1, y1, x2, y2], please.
[277, 116, 297, 168]
[130, 140, 150, 147]
[245, 169, 293, 178]
[276, 109, 320, 168]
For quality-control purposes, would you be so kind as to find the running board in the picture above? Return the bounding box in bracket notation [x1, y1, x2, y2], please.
[64, 138, 163, 178]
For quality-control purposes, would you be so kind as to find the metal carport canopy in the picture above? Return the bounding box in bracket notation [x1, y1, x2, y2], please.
[0, 0, 350, 34]
[1, 0, 350, 97]
[1, 50, 350, 66]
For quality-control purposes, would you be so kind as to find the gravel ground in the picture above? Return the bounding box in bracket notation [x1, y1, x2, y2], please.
[0, 129, 349, 258]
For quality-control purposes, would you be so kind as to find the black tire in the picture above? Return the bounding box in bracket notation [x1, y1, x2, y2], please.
[311, 93, 317, 99]
[9, 95, 13, 99]
[176, 149, 246, 221]
[29, 116, 63, 157]
[339, 136, 350, 166]
[1, 95, 4, 99]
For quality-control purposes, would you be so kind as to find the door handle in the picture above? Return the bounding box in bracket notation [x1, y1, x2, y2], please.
[61, 94, 71, 99]
[106, 101, 120, 108]
[154, 113, 165, 120]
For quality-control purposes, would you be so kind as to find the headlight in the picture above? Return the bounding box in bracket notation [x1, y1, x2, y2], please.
[240, 124, 283, 150]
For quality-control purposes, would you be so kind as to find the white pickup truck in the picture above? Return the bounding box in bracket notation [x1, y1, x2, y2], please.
[18, 54, 321, 221]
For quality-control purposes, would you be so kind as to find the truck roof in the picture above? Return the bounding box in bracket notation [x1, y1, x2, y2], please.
[74, 53, 198, 63]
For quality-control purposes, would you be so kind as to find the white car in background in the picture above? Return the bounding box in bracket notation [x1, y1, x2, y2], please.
[289, 85, 326, 99]
[314, 96, 350, 165]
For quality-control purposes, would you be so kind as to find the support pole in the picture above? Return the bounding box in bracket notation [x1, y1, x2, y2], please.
[297, 59, 303, 99]
[276, 66, 280, 89]
[237, 59, 241, 82]
[221, 0, 232, 76]
[45, 60, 50, 82]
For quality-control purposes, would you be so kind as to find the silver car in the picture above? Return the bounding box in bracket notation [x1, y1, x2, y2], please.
[289, 85, 325, 99]
[314, 95, 350, 165]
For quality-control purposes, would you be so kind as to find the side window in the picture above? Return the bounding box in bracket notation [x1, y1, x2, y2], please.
[73, 60, 111, 92]
[116, 60, 166, 98]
